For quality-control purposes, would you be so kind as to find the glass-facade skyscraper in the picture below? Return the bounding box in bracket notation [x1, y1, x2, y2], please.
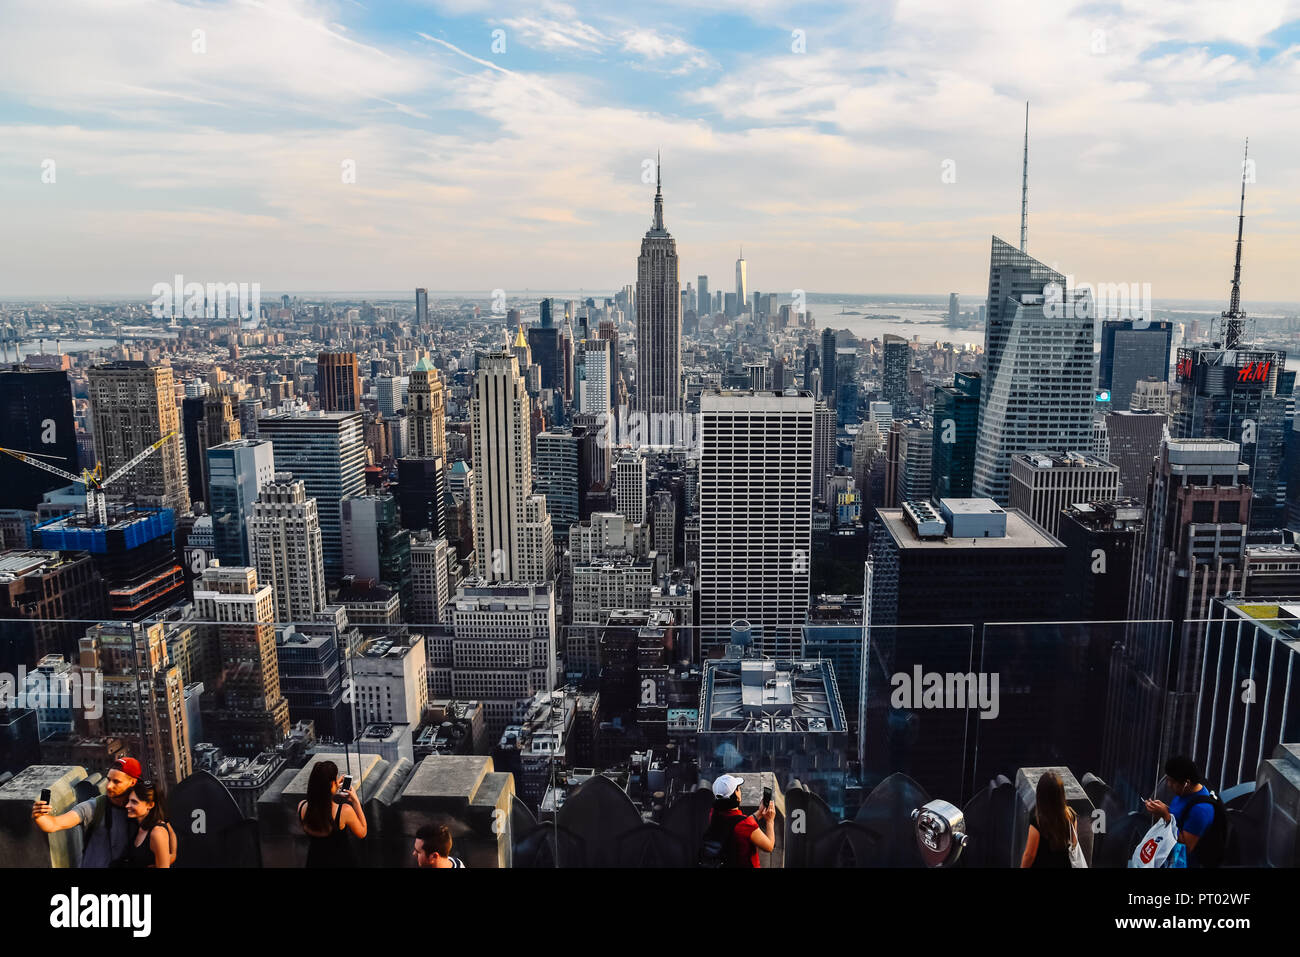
[258, 410, 366, 581]
[1099, 319, 1173, 410]
[973, 237, 1093, 505]
[931, 371, 981, 501]
[207, 439, 276, 566]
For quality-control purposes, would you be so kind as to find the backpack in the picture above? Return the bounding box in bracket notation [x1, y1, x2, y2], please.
[699, 813, 745, 868]
[1183, 791, 1229, 868]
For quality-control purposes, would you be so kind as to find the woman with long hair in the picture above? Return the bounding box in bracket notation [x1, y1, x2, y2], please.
[1021, 771, 1080, 868]
[297, 761, 367, 867]
[120, 780, 172, 868]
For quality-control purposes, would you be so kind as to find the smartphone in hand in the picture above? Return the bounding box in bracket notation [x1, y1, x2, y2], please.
[39, 788, 51, 806]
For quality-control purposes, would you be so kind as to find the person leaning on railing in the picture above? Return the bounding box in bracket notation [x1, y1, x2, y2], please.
[32, 757, 141, 868]
[297, 761, 367, 867]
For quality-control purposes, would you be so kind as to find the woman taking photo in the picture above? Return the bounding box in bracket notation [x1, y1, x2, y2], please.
[297, 761, 367, 867]
[119, 780, 173, 868]
[1021, 771, 1084, 868]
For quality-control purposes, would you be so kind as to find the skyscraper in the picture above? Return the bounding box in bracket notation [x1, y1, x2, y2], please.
[471, 353, 553, 582]
[528, 300, 563, 393]
[1112, 437, 1254, 793]
[207, 438, 276, 566]
[536, 430, 591, 544]
[415, 287, 429, 327]
[735, 251, 748, 312]
[1172, 153, 1287, 528]
[881, 334, 910, 409]
[0, 367, 77, 510]
[193, 563, 291, 755]
[258, 410, 365, 580]
[699, 391, 814, 659]
[972, 238, 1092, 505]
[396, 456, 447, 539]
[1008, 451, 1121, 538]
[635, 157, 681, 415]
[821, 330, 837, 400]
[1099, 320, 1173, 410]
[578, 338, 612, 419]
[697, 275, 709, 316]
[1104, 409, 1167, 503]
[1174, 348, 1287, 528]
[79, 620, 192, 783]
[813, 401, 836, 501]
[410, 532, 451, 625]
[405, 356, 446, 459]
[194, 390, 240, 506]
[448, 580, 558, 737]
[931, 371, 981, 501]
[342, 492, 412, 612]
[250, 475, 327, 623]
[1129, 438, 1251, 627]
[316, 351, 362, 413]
[87, 361, 189, 515]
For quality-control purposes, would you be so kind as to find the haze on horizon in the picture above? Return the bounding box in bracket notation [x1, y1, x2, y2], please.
[2, 0, 1300, 303]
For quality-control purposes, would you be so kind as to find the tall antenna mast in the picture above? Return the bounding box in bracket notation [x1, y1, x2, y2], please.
[652, 150, 664, 230]
[1020, 101, 1029, 252]
[1221, 138, 1249, 350]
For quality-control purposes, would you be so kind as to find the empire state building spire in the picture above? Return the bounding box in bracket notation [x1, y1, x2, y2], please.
[652, 151, 664, 231]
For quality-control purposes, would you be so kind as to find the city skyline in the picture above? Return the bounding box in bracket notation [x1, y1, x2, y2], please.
[4, 0, 1300, 891]
[5, 2, 1300, 300]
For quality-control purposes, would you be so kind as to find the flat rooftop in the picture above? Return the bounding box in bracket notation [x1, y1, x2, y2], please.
[700, 657, 846, 734]
[1012, 450, 1115, 470]
[878, 507, 1063, 550]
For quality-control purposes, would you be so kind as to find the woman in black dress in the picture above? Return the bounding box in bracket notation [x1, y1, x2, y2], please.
[1021, 771, 1080, 868]
[120, 780, 172, 868]
[298, 761, 367, 867]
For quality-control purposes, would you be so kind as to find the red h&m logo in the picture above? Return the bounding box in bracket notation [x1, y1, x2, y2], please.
[1237, 360, 1271, 383]
[1140, 838, 1159, 864]
[1176, 357, 1193, 379]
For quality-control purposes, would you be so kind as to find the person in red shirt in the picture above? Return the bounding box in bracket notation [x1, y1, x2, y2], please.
[706, 774, 776, 867]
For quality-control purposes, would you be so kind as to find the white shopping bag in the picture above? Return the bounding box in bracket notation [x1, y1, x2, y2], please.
[1129, 816, 1179, 868]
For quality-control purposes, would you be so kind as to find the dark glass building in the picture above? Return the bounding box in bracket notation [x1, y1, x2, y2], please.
[1099, 320, 1173, 410]
[528, 298, 563, 392]
[0, 367, 78, 510]
[821, 329, 837, 399]
[881, 334, 910, 409]
[931, 371, 981, 501]
[396, 456, 447, 539]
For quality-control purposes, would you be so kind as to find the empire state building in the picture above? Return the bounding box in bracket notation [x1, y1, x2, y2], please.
[635, 156, 681, 415]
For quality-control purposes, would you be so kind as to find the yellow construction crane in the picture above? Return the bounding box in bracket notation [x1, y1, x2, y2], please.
[0, 431, 178, 526]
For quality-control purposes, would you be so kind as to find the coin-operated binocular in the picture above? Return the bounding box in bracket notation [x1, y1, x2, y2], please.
[912, 799, 968, 867]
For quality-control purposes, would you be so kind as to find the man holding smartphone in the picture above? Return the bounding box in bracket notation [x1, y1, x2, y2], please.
[32, 757, 140, 868]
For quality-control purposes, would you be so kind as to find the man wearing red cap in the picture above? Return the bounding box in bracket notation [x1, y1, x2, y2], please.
[33, 757, 141, 867]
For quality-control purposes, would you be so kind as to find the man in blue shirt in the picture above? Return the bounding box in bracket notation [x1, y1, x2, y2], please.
[1143, 755, 1218, 868]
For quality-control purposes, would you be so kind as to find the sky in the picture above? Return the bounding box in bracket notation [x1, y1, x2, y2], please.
[2, 0, 1300, 303]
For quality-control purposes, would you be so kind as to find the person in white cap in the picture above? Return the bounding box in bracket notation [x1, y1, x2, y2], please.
[700, 774, 775, 867]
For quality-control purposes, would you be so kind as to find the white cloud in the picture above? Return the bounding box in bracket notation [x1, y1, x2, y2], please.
[3, 0, 1300, 301]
